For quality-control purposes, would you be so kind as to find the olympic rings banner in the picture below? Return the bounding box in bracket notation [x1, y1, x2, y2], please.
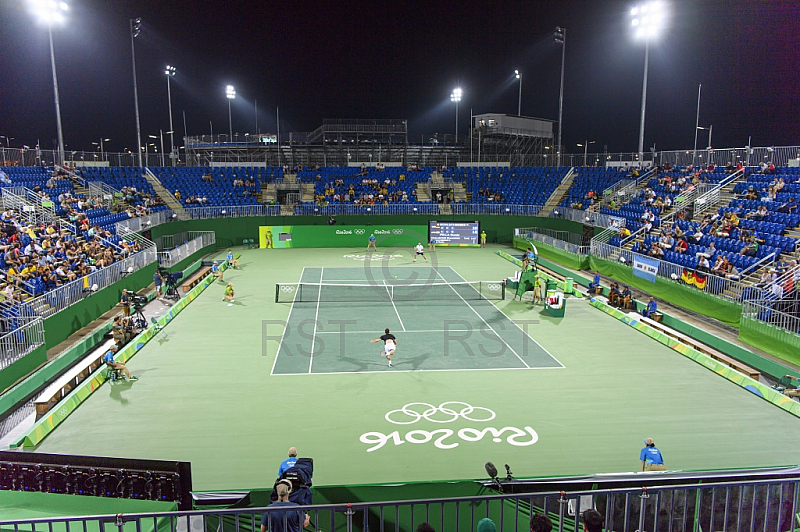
[259, 225, 428, 249]
[359, 401, 539, 453]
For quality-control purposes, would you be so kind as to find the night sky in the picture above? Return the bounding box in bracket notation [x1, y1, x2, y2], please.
[1, 0, 798, 156]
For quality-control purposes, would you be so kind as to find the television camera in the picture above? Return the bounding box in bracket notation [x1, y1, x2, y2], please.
[160, 268, 183, 300]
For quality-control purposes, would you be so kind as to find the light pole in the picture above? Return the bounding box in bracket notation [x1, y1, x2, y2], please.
[631, 2, 666, 166]
[577, 141, 596, 166]
[697, 125, 712, 164]
[450, 88, 462, 144]
[226, 85, 236, 141]
[165, 65, 176, 165]
[130, 17, 143, 167]
[692, 83, 701, 166]
[28, 0, 69, 166]
[514, 70, 522, 116]
[554, 26, 566, 167]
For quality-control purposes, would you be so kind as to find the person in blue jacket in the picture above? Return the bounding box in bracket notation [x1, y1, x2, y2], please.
[588, 271, 601, 292]
[642, 297, 658, 318]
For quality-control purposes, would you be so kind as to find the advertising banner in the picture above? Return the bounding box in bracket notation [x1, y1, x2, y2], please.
[259, 225, 428, 248]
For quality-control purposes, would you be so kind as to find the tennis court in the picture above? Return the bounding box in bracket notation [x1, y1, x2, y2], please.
[271, 266, 563, 375]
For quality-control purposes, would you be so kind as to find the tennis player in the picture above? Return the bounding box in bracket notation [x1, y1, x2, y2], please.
[413, 242, 427, 262]
[370, 328, 397, 368]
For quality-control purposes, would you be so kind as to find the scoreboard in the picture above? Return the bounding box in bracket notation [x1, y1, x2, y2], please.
[428, 221, 480, 246]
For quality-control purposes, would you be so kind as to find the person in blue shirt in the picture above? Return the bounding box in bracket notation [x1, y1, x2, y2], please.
[366, 233, 377, 251]
[522, 248, 536, 270]
[226, 250, 240, 270]
[640, 437, 665, 471]
[211, 261, 223, 282]
[103, 345, 137, 381]
[642, 297, 658, 318]
[278, 447, 298, 477]
[588, 271, 601, 293]
[260, 480, 309, 532]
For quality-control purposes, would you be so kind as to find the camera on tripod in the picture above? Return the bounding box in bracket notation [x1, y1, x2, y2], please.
[131, 295, 148, 309]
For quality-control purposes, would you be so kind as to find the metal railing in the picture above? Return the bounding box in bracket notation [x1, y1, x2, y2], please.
[591, 240, 747, 301]
[516, 227, 589, 255]
[156, 231, 215, 268]
[552, 207, 625, 229]
[184, 204, 279, 218]
[1, 476, 799, 532]
[0, 316, 45, 371]
[1, 187, 55, 226]
[115, 209, 174, 233]
[742, 298, 800, 339]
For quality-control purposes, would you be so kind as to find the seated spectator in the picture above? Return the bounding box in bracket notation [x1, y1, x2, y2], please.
[650, 245, 664, 258]
[674, 238, 688, 254]
[743, 186, 759, 200]
[777, 197, 797, 214]
[695, 242, 716, 259]
[740, 238, 760, 257]
[588, 271, 601, 292]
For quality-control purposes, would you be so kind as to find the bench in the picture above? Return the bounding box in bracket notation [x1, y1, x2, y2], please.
[182, 267, 211, 293]
[639, 315, 760, 381]
[34, 339, 116, 419]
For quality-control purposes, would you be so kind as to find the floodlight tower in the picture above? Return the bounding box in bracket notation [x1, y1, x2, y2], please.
[450, 88, 462, 144]
[165, 66, 176, 164]
[28, 0, 69, 166]
[630, 2, 667, 166]
[554, 26, 566, 167]
[130, 17, 143, 167]
[514, 70, 522, 116]
[226, 85, 236, 141]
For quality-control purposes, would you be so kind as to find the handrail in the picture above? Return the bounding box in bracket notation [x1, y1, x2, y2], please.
[54, 164, 87, 188]
[739, 251, 776, 278]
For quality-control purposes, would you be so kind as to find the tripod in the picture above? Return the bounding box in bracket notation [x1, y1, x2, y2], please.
[130, 305, 147, 329]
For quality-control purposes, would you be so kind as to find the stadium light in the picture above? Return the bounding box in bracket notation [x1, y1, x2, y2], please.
[514, 70, 522, 116]
[630, 2, 667, 166]
[165, 66, 176, 165]
[554, 26, 566, 166]
[450, 88, 462, 144]
[130, 17, 143, 167]
[697, 125, 712, 162]
[226, 85, 236, 141]
[28, 0, 69, 166]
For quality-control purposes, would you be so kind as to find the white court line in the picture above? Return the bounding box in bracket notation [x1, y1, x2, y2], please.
[445, 267, 566, 369]
[273, 366, 566, 376]
[270, 267, 306, 376]
[433, 268, 531, 369]
[315, 329, 471, 334]
[383, 280, 406, 331]
[308, 267, 323, 374]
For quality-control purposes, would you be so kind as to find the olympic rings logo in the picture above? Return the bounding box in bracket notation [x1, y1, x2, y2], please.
[385, 402, 496, 425]
[392, 229, 403, 235]
[280, 285, 296, 292]
[355, 229, 366, 235]
[487, 284, 501, 291]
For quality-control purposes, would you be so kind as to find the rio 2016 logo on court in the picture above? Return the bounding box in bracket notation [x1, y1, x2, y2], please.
[359, 402, 539, 452]
[343, 254, 404, 261]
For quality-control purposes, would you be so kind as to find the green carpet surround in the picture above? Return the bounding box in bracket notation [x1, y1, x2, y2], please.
[30, 245, 800, 492]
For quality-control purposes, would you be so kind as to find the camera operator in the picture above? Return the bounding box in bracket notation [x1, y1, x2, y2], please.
[120, 289, 131, 317]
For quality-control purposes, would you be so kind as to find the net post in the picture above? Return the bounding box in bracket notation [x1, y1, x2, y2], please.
[501, 281, 506, 300]
[275, 284, 279, 303]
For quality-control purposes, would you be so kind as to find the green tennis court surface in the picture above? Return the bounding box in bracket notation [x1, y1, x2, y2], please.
[32, 246, 800, 490]
[271, 266, 562, 375]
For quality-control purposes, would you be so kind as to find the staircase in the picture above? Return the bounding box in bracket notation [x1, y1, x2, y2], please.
[539, 167, 576, 217]
[300, 183, 315, 202]
[143, 168, 189, 220]
[415, 183, 431, 202]
[452, 181, 468, 202]
[282, 173, 298, 185]
[261, 183, 276, 204]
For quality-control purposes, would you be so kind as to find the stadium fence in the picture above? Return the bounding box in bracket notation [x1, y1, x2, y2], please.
[1, 477, 798, 532]
[156, 232, 216, 268]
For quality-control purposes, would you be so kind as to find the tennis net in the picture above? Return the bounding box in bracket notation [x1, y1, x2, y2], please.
[275, 281, 505, 303]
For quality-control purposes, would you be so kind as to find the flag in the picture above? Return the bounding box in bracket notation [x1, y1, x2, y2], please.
[681, 268, 707, 290]
[632, 256, 659, 283]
